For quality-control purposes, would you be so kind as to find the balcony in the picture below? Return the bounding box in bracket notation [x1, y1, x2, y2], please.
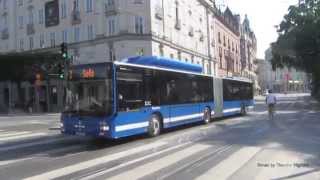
[26, 24, 35, 35]
[1, 28, 9, 40]
[175, 19, 181, 30]
[105, 3, 117, 16]
[71, 10, 81, 25]
[155, 6, 163, 20]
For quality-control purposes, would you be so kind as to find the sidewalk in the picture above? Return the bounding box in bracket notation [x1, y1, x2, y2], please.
[0, 113, 60, 117]
[254, 95, 266, 101]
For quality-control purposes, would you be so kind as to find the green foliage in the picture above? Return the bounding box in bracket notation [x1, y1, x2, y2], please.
[271, 0, 320, 95]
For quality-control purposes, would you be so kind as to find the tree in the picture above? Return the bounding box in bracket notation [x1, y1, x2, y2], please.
[271, 0, 320, 97]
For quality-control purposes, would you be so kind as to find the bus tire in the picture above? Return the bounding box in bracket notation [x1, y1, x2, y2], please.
[148, 114, 161, 137]
[203, 107, 211, 124]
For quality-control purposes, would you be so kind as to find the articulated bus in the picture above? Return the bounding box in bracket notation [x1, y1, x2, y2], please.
[61, 56, 254, 139]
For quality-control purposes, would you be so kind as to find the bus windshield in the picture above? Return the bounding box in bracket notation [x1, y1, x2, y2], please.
[64, 80, 112, 116]
[63, 63, 113, 117]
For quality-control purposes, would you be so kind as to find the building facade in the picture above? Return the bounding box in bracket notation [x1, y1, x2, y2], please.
[213, 8, 241, 78]
[260, 47, 310, 93]
[0, 0, 218, 113]
[256, 58, 273, 93]
[0, 0, 217, 74]
[239, 15, 258, 92]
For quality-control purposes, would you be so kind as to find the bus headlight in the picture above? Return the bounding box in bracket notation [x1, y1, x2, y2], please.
[100, 126, 109, 132]
[60, 123, 65, 132]
[99, 121, 109, 132]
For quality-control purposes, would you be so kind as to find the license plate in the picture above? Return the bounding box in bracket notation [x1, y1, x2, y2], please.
[76, 132, 86, 136]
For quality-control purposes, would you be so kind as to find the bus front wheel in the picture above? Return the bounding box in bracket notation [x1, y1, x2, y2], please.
[203, 107, 211, 124]
[148, 114, 161, 137]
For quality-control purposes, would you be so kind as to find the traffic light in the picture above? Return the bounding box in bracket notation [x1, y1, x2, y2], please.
[58, 63, 65, 79]
[60, 43, 68, 59]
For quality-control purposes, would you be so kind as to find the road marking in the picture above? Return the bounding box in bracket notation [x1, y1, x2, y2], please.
[80, 142, 192, 180]
[107, 144, 212, 180]
[0, 133, 47, 142]
[195, 146, 261, 180]
[160, 145, 233, 180]
[0, 135, 73, 152]
[0, 131, 31, 138]
[24, 141, 167, 180]
[0, 157, 34, 166]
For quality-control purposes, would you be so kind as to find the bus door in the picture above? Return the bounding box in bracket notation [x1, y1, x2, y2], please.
[115, 66, 150, 135]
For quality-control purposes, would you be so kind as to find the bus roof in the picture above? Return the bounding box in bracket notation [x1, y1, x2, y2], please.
[120, 56, 203, 73]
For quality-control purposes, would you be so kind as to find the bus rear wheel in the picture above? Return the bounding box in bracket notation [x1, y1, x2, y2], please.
[148, 114, 161, 137]
[203, 107, 211, 124]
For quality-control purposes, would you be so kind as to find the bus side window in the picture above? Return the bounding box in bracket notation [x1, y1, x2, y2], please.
[166, 80, 179, 103]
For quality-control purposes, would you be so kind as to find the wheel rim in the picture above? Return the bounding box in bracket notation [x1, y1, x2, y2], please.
[204, 108, 210, 123]
[151, 117, 160, 135]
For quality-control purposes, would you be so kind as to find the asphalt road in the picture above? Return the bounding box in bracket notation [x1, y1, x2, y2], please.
[0, 93, 319, 180]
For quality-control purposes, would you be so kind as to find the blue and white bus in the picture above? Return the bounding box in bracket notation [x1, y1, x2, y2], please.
[61, 56, 254, 139]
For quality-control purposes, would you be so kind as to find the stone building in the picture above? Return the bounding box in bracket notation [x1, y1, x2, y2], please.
[213, 7, 241, 78]
[240, 15, 258, 92]
[0, 0, 217, 113]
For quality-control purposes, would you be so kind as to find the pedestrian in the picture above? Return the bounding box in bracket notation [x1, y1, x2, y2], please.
[266, 90, 277, 121]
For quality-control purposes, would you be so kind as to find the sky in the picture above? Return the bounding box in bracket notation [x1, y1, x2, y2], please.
[216, 0, 298, 59]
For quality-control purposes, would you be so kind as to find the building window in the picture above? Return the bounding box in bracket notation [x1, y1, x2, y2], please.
[86, 0, 93, 13]
[28, 9, 34, 24]
[61, 1, 67, 19]
[109, 48, 116, 61]
[107, 0, 114, 6]
[18, 0, 23, 6]
[207, 62, 212, 75]
[87, 24, 94, 40]
[219, 47, 222, 68]
[19, 39, 24, 50]
[170, 53, 174, 59]
[74, 27, 80, 42]
[50, 32, 56, 47]
[223, 35, 226, 47]
[3, 0, 7, 9]
[18, 16, 24, 28]
[38, 9, 44, 24]
[133, 0, 143, 4]
[177, 51, 181, 60]
[135, 16, 144, 34]
[175, 1, 179, 22]
[74, 0, 80, 11]
[62, 30, 68, 42]
[3, 14, 8, 26]
[107, 18, 115, 36]
[159, 44, 164, 56]
[40, 33, 45, 48]
[218, 32, 221, 43]
[29, 36, 34, 50]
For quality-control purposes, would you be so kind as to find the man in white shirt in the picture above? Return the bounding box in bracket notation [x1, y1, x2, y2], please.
[266, 90, 277, 120]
